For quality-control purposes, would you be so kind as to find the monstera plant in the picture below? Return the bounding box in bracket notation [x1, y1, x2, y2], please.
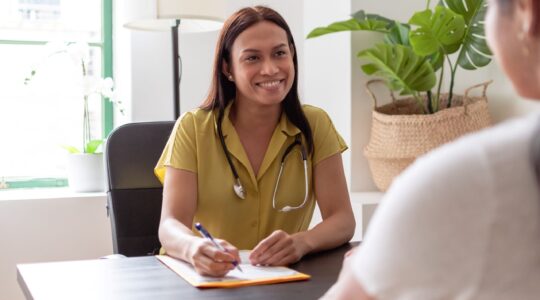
[308, 0, 491, 114]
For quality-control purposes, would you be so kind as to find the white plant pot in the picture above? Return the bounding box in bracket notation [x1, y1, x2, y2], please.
[66, 153, 106, 192]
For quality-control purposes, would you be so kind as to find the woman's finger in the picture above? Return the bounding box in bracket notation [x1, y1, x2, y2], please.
[217, 239, 241, 262]
[204, 244, 237, 264]
[255, 236, 292, 264]
[193, 253, 232, 277]
[261, 246, 293, 266]
[250, 230, 286, 262]
[273, 252, 301, 266]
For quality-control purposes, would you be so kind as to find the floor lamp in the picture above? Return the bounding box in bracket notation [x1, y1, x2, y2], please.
[125, 0, 225, 119]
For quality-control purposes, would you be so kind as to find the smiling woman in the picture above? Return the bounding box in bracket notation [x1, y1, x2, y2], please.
[0, 0, 113, 189]
[224, 21, 296, 110]
[154, 6, 356, 278]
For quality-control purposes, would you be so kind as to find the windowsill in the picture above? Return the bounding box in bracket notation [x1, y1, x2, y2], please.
[0, 189, 380, 202]
[0, 188, 106, 201]
[0, 189, 382, 203]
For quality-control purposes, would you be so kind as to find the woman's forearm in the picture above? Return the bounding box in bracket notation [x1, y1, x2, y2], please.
[293, 209, 355, 256]
[158, 218, 199, 262]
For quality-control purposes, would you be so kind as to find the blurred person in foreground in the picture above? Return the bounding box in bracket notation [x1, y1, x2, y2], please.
[322, 0, 540, 298]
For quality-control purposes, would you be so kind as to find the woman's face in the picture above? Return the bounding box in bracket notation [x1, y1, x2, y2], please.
[225, 21, 295, 107]
[486, 0, 540, 98]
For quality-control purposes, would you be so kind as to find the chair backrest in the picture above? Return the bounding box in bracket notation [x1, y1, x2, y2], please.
[105, 121, 175, 257]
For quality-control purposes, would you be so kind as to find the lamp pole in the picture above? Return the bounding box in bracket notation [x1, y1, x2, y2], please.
[171, 19, 181, 120]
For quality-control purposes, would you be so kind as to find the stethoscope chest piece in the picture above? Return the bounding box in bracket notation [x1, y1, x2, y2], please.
[233, 178, 246, 199]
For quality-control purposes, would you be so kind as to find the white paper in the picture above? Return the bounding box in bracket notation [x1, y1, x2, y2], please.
[158, 250, 300, 284]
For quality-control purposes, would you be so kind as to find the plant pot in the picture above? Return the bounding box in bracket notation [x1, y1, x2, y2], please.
[363, 80, 493, 191]
[66, 153, 105, 192]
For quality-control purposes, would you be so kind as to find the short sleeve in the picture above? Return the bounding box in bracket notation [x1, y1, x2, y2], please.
[351, 137, 495, 299]
[154, 112, 198, 183]
[305, 106, 348, 165]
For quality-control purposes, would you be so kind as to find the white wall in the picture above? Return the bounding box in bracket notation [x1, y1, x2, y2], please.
[304, 0, 353, 189]
[0, 192, 112, 300]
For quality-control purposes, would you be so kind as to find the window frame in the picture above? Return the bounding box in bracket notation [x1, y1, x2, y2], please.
[0, 0, 113, 190]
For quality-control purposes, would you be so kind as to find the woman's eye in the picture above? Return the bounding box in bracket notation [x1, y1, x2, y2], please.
[275, 50, 287, 57]
[246, 56, 259, 62]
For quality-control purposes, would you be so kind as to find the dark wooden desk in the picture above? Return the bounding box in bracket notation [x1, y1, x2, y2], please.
[17, 242, 358, 300]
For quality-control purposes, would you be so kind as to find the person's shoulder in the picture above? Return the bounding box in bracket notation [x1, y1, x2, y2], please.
[417, 113, 540, 175]
[301, 104, 327, 118]
[301, 104, 333, 127]
[391, 113, 539, 202]
[453, 113, 539, 152]
[175, 107, 215, 130]
[179, 107, 212, 122]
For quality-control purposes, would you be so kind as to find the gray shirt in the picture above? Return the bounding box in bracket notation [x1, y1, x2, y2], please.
[353, 114, 540, 300]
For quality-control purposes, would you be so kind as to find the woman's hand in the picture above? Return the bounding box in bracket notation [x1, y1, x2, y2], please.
[188, 238, 241, 277]
[249, 230, 310, 266]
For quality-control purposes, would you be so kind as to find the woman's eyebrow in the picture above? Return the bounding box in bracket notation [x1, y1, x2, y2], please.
[240, 43, 288, 54]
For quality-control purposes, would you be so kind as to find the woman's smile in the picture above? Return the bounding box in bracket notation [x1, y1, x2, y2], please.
[256, 79, 285, 90]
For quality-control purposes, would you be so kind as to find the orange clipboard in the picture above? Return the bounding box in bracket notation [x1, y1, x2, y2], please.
[156, 251, 310, 288]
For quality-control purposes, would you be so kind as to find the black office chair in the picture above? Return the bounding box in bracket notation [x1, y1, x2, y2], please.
[105, 121, 175, 257]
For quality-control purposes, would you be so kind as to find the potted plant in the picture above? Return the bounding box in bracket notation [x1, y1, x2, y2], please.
[308, 0, 493, 191]
[25, 42, 123, 192]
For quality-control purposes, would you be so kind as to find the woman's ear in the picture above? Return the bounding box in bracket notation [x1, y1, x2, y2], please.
[529, 0, 540, 36]
[520, 0, 540, 37]
[222, 60, 233, 81]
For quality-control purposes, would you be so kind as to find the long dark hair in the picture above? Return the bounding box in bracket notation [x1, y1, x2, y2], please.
[200, 6, 313, 153]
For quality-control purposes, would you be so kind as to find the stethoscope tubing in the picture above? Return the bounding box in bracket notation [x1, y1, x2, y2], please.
[217, 117, 308, 211]
[272, 157, 309, 212]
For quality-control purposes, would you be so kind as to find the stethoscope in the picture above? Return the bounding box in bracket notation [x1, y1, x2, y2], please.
[218, 124, 309, 212]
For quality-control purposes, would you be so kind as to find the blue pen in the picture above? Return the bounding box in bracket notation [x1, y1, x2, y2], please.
[194, 222, 243, 272]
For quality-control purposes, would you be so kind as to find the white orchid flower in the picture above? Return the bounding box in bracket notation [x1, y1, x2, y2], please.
[25, 41, 125, 154]
[99, 77, 115, 98]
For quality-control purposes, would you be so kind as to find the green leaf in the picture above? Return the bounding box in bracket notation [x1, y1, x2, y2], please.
[61, 145, 81, 154]
[441, 0, 492, 69]
[361, 64, 379, 75]
[358, 44, 436, 94]
[409, 6, 465, 56]
[85, 139, 103, 154]
[352, 10, 395, 26]
[384, 22, 411, 46]
[307, 10, 393, 39]
[428, 50, 445, 71]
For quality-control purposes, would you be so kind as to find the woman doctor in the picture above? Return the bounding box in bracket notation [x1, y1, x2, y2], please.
[155, 6, 355, 277]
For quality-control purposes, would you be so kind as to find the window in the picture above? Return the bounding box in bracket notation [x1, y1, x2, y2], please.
[0, 0, 113, 189]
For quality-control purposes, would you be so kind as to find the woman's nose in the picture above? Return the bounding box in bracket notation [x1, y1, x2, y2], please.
[261, 59, 279, 75]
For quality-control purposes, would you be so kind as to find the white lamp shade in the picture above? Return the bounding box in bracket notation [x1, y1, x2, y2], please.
[124, 0, 225, 33]
[158, 0, 225, 21]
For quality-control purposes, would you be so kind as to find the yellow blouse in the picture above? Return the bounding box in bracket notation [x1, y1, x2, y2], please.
[155, 103, 347, 250]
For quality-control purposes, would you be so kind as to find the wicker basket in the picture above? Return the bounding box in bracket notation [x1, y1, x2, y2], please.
[363, 80, 492, 191]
